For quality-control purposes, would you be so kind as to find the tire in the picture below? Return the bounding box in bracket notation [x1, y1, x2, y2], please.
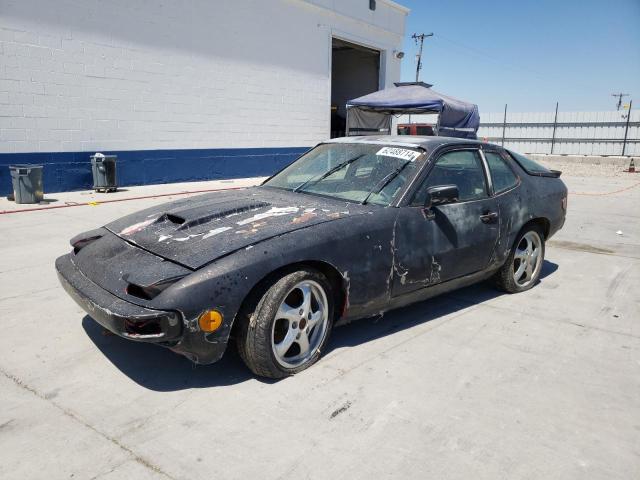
[236, 269, 334, 378]
[495, 225, 545, 293]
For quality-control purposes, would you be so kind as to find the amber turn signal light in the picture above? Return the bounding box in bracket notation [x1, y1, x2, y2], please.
[199, 310, 223, 332]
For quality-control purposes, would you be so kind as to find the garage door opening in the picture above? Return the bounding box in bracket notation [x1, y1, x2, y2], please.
[331, 38, 380, 138]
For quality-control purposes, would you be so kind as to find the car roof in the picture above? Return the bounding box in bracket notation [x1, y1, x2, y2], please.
[324, 135, 493, 152]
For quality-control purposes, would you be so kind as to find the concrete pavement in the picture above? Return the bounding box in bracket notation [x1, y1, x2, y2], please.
[1, 174, 639, 479]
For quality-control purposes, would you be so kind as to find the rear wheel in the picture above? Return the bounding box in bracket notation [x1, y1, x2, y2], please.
[236, 269, 334, 378]
[495, 226, 545, 293]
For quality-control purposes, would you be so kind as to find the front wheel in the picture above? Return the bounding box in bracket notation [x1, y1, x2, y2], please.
[236, 269, 334, 378]
[495, 226, 545, 293]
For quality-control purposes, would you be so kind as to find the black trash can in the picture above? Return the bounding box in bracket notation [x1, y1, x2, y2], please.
[9, 164, 44, 204]
[90, 153, 117, 192]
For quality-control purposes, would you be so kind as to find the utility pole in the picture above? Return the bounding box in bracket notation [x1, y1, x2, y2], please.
[612, 92, 629, 111]
[412, 32, 433, 82]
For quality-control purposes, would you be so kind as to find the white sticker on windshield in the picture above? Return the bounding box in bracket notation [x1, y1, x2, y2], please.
[376, 147, 420, 162]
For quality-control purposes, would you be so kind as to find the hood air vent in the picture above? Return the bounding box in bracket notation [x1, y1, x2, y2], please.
[175, 201, 271, 230]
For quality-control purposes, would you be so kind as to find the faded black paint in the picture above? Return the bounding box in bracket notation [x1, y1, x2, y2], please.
[56, 136, 567, 365]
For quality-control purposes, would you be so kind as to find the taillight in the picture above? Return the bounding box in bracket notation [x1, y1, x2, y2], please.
[561, 195, 568, 212]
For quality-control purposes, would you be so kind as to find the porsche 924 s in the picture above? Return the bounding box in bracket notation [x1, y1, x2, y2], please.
[56, 136, 567, 378]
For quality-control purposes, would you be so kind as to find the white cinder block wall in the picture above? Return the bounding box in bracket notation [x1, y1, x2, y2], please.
[0, 0, 407, 154]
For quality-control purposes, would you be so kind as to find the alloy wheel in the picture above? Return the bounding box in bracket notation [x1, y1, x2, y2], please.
[512, 230, 543, 288]
[271, 280, 329, 368]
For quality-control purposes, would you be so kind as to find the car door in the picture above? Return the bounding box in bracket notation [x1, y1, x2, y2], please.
[480, 146, 522, 266]
[391, 147, 500, 297]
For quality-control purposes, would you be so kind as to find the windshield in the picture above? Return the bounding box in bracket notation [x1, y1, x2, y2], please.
[263, 143, 423, 205]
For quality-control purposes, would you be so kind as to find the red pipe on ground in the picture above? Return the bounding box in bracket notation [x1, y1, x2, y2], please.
[0, 186, 245, 215]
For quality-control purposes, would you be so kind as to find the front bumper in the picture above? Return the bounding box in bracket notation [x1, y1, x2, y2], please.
[56, 252, 230, 364]
[56, 253, 183, 343]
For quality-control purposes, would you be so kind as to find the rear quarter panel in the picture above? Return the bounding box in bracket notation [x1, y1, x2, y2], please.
[497, 171, 567, 263]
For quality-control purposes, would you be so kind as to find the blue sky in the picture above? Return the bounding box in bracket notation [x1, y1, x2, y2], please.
[398, 0, 640, 113]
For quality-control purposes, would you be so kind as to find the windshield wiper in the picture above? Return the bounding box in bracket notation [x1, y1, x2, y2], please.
[361, 160, 411, 205]
[293, 154, 366, 193]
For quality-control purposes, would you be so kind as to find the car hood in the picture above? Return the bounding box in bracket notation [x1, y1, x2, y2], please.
[105, 187, 369, 269]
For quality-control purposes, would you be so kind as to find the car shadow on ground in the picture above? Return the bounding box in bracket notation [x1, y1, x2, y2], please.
[82, 316, 256, 391]
[82, 260, 559, 392]
[328, 260, 558, 354]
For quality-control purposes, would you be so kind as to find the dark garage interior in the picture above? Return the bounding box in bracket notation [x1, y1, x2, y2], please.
[330, 38, 380, 138]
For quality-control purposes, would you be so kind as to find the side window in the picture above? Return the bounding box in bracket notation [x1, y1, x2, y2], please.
[416, 125, 433, 136]
[484, 151, 518, 193]
[411, 150, 487, 205]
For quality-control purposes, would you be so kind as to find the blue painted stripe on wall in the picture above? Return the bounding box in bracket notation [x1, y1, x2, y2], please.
[0, 146, 309, 196]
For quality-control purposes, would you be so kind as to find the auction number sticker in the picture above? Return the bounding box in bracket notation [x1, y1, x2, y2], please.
[376, 147, 421, 161]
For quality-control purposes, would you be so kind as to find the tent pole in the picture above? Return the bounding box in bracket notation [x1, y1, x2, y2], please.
[344, 106, 349, 137]
[345, 107, 350, 137]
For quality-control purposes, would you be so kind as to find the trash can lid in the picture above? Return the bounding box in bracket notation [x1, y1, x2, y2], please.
[91, 152, 117, 161]
[9, 164, 43, 170]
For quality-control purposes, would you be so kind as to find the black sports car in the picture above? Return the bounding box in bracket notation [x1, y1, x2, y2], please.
[56, 136, 567, 378]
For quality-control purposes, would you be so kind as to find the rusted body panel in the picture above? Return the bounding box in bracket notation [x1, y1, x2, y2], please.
[56, 137, 567, 364]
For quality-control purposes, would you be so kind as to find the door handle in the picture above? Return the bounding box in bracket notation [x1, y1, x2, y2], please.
[480, 211, 498, 224]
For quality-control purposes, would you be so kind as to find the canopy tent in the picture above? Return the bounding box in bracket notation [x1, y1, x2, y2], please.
[345, 82, 480, 139]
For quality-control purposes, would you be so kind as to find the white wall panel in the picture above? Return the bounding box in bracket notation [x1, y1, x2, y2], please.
[0, 0, 407, 153]
[478, 109, 639, 156]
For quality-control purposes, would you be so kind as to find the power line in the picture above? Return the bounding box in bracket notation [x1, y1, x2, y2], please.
[428, 33, 605, 93]
[432, 33, 556, 81]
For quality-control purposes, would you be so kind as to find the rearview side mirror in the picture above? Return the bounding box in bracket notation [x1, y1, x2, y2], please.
[425, 185, 459, 208]
[422, 185, 459, 220]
